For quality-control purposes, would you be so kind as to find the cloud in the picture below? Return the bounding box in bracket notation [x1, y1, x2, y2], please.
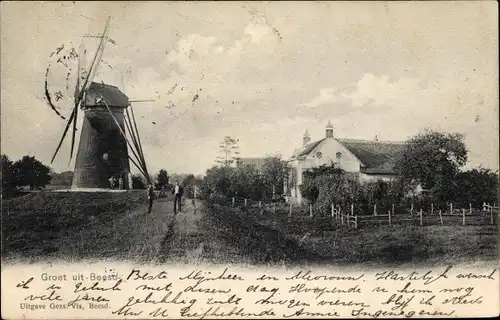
[302, 88, 339, 108]
[300, 72, 498, 170]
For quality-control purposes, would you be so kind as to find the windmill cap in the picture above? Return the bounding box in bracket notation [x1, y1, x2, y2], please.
[85, 82, 129, 107]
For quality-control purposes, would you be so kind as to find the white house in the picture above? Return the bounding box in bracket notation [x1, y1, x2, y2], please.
[286, 121, 408, 204]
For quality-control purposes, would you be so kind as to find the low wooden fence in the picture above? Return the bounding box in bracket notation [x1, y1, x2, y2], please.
[222, 196, 498, 229]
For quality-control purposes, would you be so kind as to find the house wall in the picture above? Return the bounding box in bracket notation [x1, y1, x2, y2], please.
[288, 137, 364, 204]
[359, 173, 397, 184]
[301, 138, 362, 173]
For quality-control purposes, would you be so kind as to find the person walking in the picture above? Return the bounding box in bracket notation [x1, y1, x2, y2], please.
[172, 180, 184, 214]
[147, 184, 155, 214]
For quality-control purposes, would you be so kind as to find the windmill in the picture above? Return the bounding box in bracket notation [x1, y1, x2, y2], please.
[49, 16, 152, 189]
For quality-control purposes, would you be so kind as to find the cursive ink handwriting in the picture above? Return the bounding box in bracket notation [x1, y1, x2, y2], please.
[74, 280, 123, 293]
[16, 277, 34, 289]
[375, 266, 452, 285]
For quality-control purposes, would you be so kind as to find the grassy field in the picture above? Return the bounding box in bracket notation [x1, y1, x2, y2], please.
[207, 203, 499, 267]
[2, 192, 498, 267]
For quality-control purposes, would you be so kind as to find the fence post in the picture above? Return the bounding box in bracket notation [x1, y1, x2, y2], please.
[419, 209, 423, 226]
[392, 203, 395, 215]
[431, 203, 434, 215]
[469, 203, 472, 215]
[462, 209, 466, 226]
[331, 204, 334, 218]
[244, 199, 247, 207]
[450, 203, 453, 214]
[490, 209, 494, 225]
[232, 197, 235, 207]
[309, 204, 313, 218]
[289, 203, 292, 218]
[374, 204, 377, 216]
[355, 216, 358, 230]
[439, 210, 443, 226]
[259, 201, 262, 208]
[410, 203, 414, 216]
[388, 210, 392, 226]
[351, 203, 354, 216]
[341, 213, 344, 225]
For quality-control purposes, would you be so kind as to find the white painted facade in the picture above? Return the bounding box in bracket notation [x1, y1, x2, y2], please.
[286, 123, 399, 205]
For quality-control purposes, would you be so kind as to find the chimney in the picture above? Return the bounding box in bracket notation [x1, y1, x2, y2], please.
[325, 120, 334, 138]
[303, 130, 311, 145]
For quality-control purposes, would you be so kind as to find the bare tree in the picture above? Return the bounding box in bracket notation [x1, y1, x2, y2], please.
[215, 136, 241, 167]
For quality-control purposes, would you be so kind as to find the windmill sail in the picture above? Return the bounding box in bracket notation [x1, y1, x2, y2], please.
[83, 16, 111, 93]
[50, 107, 77, 164]
[68, 42, 85, 164]
[51, 16, 111, 164]
[77, 41, 87, 99]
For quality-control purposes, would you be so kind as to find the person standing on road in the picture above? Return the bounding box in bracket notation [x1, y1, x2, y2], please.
[192, 185, 199, 212]
[172, 180, 184, 214]
[147, 184, 155, 214]
[109, 176, 115, 189]
[118, 175, 124, 190]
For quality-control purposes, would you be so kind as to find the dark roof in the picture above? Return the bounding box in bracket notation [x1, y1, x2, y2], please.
[338, 139, 407, 173]
[237, 158, 267, 171]
[85, 82, 129, 107]
[291, 137, 407, 174]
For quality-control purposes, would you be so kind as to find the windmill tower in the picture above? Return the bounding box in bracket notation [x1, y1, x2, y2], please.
[50, 17, 151, 190]
[72, 82, 130, 188]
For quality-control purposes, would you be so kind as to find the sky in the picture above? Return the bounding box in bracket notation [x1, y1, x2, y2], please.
[1, 1, 498, 176]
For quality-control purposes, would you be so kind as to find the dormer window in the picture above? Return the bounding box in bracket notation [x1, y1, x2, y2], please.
[336, 152, 342, 159]
[316, 152, 323, 159]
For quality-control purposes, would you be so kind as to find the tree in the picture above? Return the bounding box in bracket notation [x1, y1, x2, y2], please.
[395, 130, 467, 203]
[261, 155, 290, 199]
[183, 174, 203, 188]
[201, 166, 236, 198]
[215, 136, 240, 167]
[156, 169, 169, 189]
[1, 154, 16, 197]
[453, 168, 498, 207]
[229, 164, 263, 200]
[183, 174, 196, 187]
[11, 155, 52, 190]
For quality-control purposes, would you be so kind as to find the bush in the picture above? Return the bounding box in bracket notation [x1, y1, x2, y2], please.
[301, 165, 406, 215]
